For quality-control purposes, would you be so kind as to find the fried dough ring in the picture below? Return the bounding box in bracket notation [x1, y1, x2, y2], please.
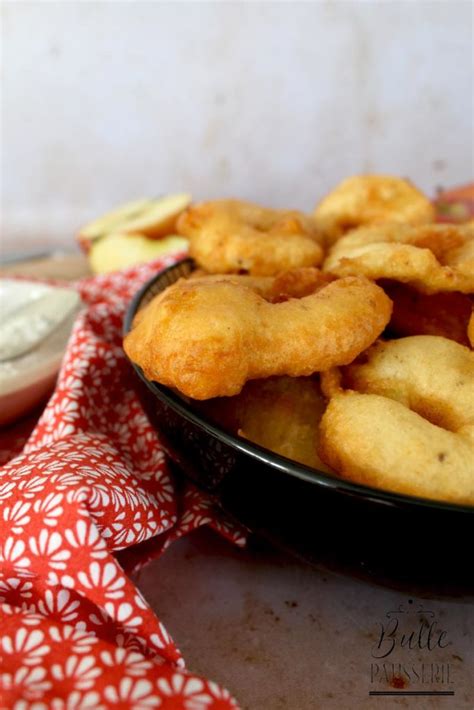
[323, 223, 474, 294]
[313, 175, 434, 245]
[197, 375, 333, 473]
[319, 336, 474, 505]
[177, 199, 324, 275]
[124, 273, 392, 399]
[182, 267, 333, 301]
[130, 268, 332, 327]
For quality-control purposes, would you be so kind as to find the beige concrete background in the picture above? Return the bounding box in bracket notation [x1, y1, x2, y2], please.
[2, 0, 473, 251]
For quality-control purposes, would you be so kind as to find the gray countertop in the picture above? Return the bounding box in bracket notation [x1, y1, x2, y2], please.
[137, 529, 473, 710]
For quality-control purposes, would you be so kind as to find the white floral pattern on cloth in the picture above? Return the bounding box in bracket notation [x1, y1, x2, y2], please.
[0, 257, 243, 709]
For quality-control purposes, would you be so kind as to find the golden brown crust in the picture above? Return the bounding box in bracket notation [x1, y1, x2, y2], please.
[319, 391, 474, 505]
[266, 268, 335, 302]
[177, 199, 324, 275]
[319, 368, 343, 399]
[344, 336, 474, 430]
[124, 273, 392, 399]
[314, 175, 434, 245]
[319, 336, 474, 504]
[323, 223, 474, 294]
[197, 375, 333, 472]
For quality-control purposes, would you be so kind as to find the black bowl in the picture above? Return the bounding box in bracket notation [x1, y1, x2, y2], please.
[123, 259, 474, 596]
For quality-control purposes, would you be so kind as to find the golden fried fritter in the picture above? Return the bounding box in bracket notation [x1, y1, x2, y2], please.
[198, 376, 333, 472]
[344, 336, 474, 430]
[266, 268, 335, 302]
[124, 273, 392, 399]
[323, 223, 474, 294]
[319, 392, 474, 505]
[319, 336, 474, 504]
[313, 175, 434, 245]
[183, 266, 332, 302]
[177, 199, 324, 275]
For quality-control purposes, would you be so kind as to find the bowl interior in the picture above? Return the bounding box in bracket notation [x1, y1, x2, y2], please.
[123, 258, 474, 517]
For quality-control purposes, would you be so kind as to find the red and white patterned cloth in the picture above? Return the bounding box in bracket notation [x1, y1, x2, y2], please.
[0, 256, 245, 709]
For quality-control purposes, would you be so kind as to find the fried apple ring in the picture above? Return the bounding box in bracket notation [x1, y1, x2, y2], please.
[197, 375, 333, 473]
[313, 175, 434, 245]
[267, 268, 335, 302]
[182, 266, 333, 302]
[323, 223, 474, 294]
[319, 336, 474, 505]
[124, 273, 392, 399]
[177, 199, 324, 275]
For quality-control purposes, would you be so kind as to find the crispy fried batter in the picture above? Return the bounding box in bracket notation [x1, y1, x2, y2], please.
[198, 376, 333, 472]
[177, 199, 324, 275]
[313, 175, 434, 245]
[319, 392, 474, 505]
[185, 268, 333, 301]
[121, 178, 474, 506]
[183, 267, 332, 302]
[345, 336, 474, 430]
[319, 336, 474, 504]
[323, 223, 474, 294]
[266, 268, 335, 302]
[124, 273, 392, 399]
[320, 368, 343, 399]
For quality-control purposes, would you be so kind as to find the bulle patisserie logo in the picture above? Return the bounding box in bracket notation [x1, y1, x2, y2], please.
[369, 600, 455, 698]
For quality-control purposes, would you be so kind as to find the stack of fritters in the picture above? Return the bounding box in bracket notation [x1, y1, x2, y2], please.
[124, 175, 474, 505]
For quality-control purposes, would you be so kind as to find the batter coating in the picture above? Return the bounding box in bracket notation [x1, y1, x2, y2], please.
[319, 336, 474, 504]
[124, 274, 392, 399]
[319, 393, 474, 505]
[197, 375, 333, 473]
[323, 223, 474, 294]
[314, 175, 434, 245]
[177, 199, 324, 275]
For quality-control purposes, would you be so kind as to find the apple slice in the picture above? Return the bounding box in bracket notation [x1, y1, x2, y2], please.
[88, 232, 188, 274]
[78, 193, 192, 248]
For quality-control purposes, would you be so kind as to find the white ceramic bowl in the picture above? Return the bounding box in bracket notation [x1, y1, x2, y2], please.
[0, 280, 81, 426]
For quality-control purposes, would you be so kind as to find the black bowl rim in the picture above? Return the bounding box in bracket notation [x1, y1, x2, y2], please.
[123, 258, 474, 516]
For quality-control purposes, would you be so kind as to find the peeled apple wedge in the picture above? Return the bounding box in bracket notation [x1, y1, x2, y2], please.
[88, 232, 188, 274]
[78, 193, 192, 248]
